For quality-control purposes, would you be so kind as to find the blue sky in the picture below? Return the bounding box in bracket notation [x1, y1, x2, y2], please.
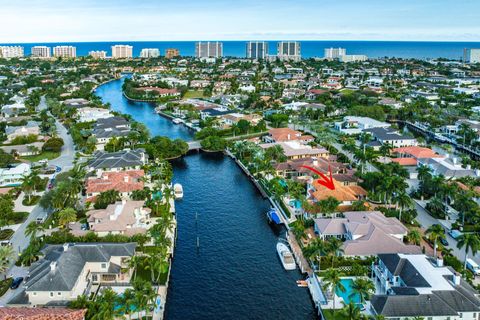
[1, 0, 479, 42]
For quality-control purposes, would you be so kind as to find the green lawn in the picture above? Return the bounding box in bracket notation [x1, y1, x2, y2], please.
[22, 151, 60, 162]
[183, 90, 204, 99]
[0, 278, 13, 297]
[22, 195, 40, 206]
[136, 257, 169, 285]
[322, 310, 349, 320]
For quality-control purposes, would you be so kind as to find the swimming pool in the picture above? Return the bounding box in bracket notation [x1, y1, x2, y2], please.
[335, 278, 361, 305]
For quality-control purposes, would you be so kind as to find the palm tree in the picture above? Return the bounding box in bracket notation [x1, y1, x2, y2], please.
[327, 237, 344, 267]
[126, 255, 140, 281]
[426, 224, 445, 258]
[25, 221, 45, 242]
[290, 220, 306, 241]
[0, 246, 14, 274]
[406, 229, 421, 245]
[57, 207, 77, 228]
[394, 192, 413, 222]
[340, 301, 362, 320]
[92, 288, 121, 320]
[417, 165, 432, 182]
[306, 238, 327, 271]
[457, 233, 480, 270]
[322, 268, 345, 315]
[350, 277, 375, 304]
[21, 174, 35, 203]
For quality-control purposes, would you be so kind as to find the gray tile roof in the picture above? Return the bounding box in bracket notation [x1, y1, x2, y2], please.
[88, 149, 146, 170]
[25, 243, 136, 292]
[372, 294, 459, 317]
[378, 254, 430, 287]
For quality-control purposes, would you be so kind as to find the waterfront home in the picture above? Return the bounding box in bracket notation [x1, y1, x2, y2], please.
[0, 163, 31, 187]
[220, 113, 263, 126]
[199, 106, 233, 120]
[334, 116, 390, 135]
[135, 87, 181, 98]
[313, 211, 420, 257]
[5, 121, 41, 142]
[91, 116, 132, 150]
[260, 141, 328, 160]
[0, 142, 43, 157]
[417, 157, 477, 179]
[263, 128, 314, 144]
[73, 200, 153, 237]
[363, 127, 418, 148]
[308, 177, 367, 207]
[62, 98, 90, 109]
[87, 149, 147, 174]
[0, 308, 87, 319]
[274, 156, 359, 186]
[86, 170, 145, 201]
[8, 243, 136, 306]
[76, 106, 113, 123]
[371, 253, 480, 319]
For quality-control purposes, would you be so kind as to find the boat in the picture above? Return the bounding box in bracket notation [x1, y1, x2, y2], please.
[296, 280, 308, 287]
[266, 209, 282, 225]
[276, 242, 296, 270]
[172, 118, 183, 124]
[173, 183, 183, 199]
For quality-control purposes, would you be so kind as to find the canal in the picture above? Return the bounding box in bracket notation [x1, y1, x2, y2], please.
[95, 78, 316, 319]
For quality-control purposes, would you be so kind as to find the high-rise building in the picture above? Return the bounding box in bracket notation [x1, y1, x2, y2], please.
[464, 48, 480, 64]
[165, 48, 180, 59]
[246, 41, 269, 60]
[31, 46, 51, 58]
[111, 45, 133, 59]
[276, 41, 301, 61]
[0, 46, 24, 58]
[324, 47, 346, 59]
[53, 46, 77, 58]
[140, 48, 160, 58]
[89, 51, 107, 59]
[195, 42, 223, 58]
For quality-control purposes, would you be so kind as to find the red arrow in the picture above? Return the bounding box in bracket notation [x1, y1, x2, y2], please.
[300, 165, 336, 191]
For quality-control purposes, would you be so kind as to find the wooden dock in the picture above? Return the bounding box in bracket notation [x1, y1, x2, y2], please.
[287, 231, 312, 274]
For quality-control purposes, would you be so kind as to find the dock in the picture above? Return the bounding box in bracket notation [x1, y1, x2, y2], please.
[287, 231, 312, 274]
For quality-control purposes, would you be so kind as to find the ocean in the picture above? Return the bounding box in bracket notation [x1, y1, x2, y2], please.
[2, 40, 480, 60]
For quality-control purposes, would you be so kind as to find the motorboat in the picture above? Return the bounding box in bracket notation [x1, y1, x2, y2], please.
[172, 118, 183, 124]
[266, 209, 282, 225]
[276, 242, 296, 270]
[173, 183, 183, 199]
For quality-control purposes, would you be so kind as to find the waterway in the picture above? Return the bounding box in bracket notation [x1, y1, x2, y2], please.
[95, 78, 316, 319]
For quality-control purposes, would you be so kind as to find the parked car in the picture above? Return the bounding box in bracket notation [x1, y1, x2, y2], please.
[467, 258, 480, 276]
[448, 229, 462, 239]
[439, 238, 449, 246]
[10, 277, 24, 289]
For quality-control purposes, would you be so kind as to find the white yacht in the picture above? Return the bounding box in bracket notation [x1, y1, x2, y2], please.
[276, 242, 296, 270]
[173, 183, 183, 199]
[172, 118, 183, 124]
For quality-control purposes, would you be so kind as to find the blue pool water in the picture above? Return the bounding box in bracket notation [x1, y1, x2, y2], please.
[335, 278, 361, 305]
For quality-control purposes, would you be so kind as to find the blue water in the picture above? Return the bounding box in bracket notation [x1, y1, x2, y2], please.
[94, 77, 192, 140]
[4, 41, 480, 59]
[335, 278, 361, 305]
[95, 79, 316, 319]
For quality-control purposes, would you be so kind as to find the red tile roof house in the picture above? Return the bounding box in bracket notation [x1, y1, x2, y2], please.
[0, 308, 86, 320]
[85, 170, 145, 202]
[135, 87, 180, 98]
[263, 128, 314, 143]
[391, 146, 445, 179]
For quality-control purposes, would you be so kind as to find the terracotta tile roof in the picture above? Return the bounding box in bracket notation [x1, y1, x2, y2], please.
[86, 170, 144, 195]
[267, 128, 313, 142]
[0, 308, 86, 320]
[392, 146, 443, 159]
[311, 179, 367, 202]
[391, 158, 418, 166]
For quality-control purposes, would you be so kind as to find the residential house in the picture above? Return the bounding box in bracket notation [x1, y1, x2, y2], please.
[5, 121, 41, 142]
[0, 163, 31, 187]
[77, 200, 153, 237]
[334, 116, 390, 135]
[0, 142, 43, 157]
[263, 128, 314, 144]
[260, 141, 328, 160]
[313, 211, 420, 256]
[8, 243, 136, 306]
[220, 113, 262, 127]
[371, 253, 480, 319]
[91, 116, 131, 150]
[363, 127, 418, 149]
[417, 157, 477, 179]
[87, 149, 147, 174]
[76, 107, 113, 123]
[308, 177, 367, 207]
[85, 170, 145, 201]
